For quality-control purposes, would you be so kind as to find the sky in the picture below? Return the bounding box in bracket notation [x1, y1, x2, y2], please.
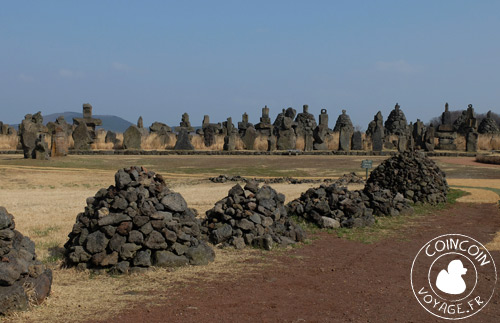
[1, 0, 500, 130]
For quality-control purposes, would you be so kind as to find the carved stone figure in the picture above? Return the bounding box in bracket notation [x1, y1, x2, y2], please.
[367, 111, 384, 151]
[313, 109, 330, 150]
[441, 102, 452, 126]
[73, 103, 102, 139]
[19, 112, 49, 158]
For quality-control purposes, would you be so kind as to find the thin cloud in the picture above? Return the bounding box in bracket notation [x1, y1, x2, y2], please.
[112, 62, 130, 71]
[18, 74, 35, 82]
[375, 59, 420, 74]
[58, 69, 84, 78]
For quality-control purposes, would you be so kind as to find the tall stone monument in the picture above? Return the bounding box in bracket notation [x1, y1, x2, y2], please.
[367, 111, 384, 151]
[313, 109, 330, 150]
[19, 112, 49, 159]
[334, 110, 354, 151]
[275, 107, 297, 150]
[223, 117, 237, 151]
[199, 115, 221, 148]
[72, 104, 102, 150]
[73, 103, 102, 138]
[174, 113, 195, 150]
[436, 103, 457, 150]
[294, 105, 316, 151]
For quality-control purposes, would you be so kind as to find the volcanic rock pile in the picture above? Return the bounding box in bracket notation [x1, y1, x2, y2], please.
[209, 174, 355, 185]
[209, 175, 245, 183]
[201, 182, 306, 250]
[0, 207, 52, 314]
[384, 103, 408, 136]
[334, 172, 365, 186]
[366, 152, 448, 204]
[64, 166, 215, 274]
[286, 185, 375, 229]
[362, 185, 414, 217]
[478, 111, 500, 134]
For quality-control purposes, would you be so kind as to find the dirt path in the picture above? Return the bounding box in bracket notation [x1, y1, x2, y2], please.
[97, 203, 500, 323]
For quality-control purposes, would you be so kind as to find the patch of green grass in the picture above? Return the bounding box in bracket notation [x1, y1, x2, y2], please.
[413, 188, 468, 215]
[447, 188, 470, 203]
[63, 183, 80, 188]
[43, 254, 64, 264]
[335, 215, 410, 244]
[290, 215, 323, 234]
[35, 240, 60, 249]
[450, 185, 500, 197]
[32, 225, 61, 238]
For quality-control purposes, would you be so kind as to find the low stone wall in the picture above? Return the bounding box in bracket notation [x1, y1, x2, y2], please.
[0, 149, 479, 157]
[2, 132, 500, 154]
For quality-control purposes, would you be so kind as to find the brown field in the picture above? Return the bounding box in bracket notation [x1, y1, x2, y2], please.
[0, 154, 499, 322]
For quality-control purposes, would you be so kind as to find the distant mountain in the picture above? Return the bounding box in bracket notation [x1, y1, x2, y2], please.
[42, 112, 134, 133]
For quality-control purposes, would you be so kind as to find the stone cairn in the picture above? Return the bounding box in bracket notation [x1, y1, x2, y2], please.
[201, 182, 306, 250]
[385, 103, 410, 151]
[384, 103, 408, 136]
[478, 111, 500, 134]
[334, 172, 365, 186]
[287, 185, 376, 229]
[64, 166, 215, 274]
[366, 151, 448, 204]
[287, 152, 448, 229]
[209, 172, 364, 186]
[0, 207, 52, 314]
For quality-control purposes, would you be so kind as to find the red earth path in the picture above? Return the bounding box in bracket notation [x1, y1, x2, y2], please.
[98, 203, 500, 323]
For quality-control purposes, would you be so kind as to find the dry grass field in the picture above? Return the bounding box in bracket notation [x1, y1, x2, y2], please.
[0, 154, 499, 322]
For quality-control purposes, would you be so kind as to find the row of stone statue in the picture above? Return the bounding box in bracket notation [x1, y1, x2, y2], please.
[9, 101, 500, 159]
[121, 102, 497, 153]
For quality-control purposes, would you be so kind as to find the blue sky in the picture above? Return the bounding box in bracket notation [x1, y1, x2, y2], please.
[1, 1, 499, 129]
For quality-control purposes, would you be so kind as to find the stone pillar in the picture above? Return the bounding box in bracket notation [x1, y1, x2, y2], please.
[466, 131, 478, 152]
[51, 126, 69, 157]
[351, 131, 362, 150]
[441, 103, 452, 126]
